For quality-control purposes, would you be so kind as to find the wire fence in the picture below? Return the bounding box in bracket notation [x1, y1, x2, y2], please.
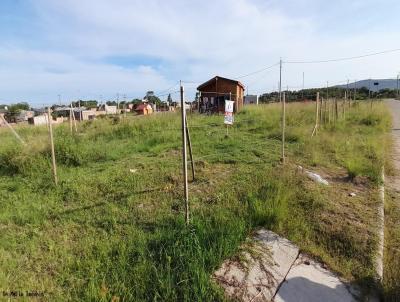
[3, 46, 398, 222]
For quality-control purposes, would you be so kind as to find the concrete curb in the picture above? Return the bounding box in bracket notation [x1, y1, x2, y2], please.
[376, 168, 385, 280]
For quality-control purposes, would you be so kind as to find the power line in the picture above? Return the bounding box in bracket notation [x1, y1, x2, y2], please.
[155, 81, 180, 95]
[234, 62, 280, 79]
[155, 90, 180, 98]
[284, 48, 400, 64]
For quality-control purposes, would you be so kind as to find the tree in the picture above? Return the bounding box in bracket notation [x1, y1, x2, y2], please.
[167, 94, 172, 105]
[71, 100, 98, 108]
[144, 91, 162, 106]
[130, 98, 142, 105]
[83, 100, 98, 109]
[8, 102, 30, 113]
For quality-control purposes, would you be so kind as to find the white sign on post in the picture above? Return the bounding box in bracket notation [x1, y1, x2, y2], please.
[224, 100, 235, 125]
[225, 100, 234, 113]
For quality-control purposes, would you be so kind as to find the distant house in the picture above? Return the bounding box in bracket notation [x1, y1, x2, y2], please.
[244, 95, 259, 105]
[135, 103, 153, 115]
[5, 110, 34, 123]
[53, 106, 72, 118]
[28, 115, 50, 126]
[197, 76, 245, 113]
[74, 109, 96, 121]
[105, 105, 117, 115]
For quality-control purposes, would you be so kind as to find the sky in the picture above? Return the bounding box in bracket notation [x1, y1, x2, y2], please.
[0, 0, 400, 106]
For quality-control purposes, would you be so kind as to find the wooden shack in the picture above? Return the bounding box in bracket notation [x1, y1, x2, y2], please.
[197, 76, 245, 113]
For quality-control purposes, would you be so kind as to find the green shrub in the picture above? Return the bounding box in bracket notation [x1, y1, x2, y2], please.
[0, 145, 50, 177]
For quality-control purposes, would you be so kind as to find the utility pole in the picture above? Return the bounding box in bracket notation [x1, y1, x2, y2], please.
[180, 81, 189, 224]
[397, 73, 399, 99]
[302, 72, 304, 100]
[281, 92, 286, 163]
[279, 59, 282, 104]
[58, 94, 61, 106]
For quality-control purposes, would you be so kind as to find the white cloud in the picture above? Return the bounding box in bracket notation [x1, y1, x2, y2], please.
[0, 0, 399, 104]
[0, 47, 170, 104]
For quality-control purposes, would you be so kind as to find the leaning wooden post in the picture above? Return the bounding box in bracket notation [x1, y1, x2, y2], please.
[281, 92, 286, 163]
[180, 81, 189, 224]
[311, 92, 319, 137]
[0, 114, 26, 145]
[47, 108, 58, 186]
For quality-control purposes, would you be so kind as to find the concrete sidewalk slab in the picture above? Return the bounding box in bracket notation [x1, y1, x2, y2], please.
[213, 229, 299, 302]
[274, 254, 359, 302]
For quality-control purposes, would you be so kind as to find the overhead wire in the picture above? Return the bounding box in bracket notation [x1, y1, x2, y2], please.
[234, 62, 280, 79]
[284, 48, 400, 64]
[155, 81, 180, 95]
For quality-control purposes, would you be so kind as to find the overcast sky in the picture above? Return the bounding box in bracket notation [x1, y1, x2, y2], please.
[1, 0, 400, 106]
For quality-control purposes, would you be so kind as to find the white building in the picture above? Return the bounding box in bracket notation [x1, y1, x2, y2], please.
[244, 95, 259, 105]
[105, 105, 117, 114]
[28, 115, 50, 126]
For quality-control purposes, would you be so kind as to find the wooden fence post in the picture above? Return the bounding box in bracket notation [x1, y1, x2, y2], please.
[70, 103, 77, 132]
[180, 81, 189, 224]
[319, 97, 324, 124]
[47, 108, 58, 185]
[69, 104, 73, 134]
[311, 92, 319, 137]
[335, 98, 338, 121]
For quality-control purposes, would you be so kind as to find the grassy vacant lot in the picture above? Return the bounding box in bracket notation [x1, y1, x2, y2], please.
[0, 101, 391, 301]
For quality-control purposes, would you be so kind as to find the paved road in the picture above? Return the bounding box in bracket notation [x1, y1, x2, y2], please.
[387, 100, 400, 192]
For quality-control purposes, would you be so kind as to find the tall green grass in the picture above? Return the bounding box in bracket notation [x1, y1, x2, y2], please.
[0, 101, 391, 301]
